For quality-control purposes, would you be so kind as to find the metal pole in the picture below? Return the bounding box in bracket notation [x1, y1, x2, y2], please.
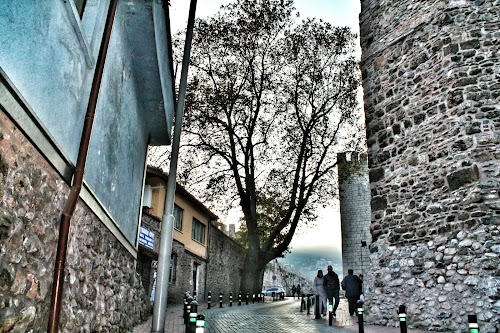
[151, 0, 198, 332]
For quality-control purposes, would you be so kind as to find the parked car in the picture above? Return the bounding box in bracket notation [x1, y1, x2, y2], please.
[261, 286, 285, 296]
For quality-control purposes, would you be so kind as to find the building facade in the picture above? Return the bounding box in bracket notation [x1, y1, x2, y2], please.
[138, 166, 248, 306]
[359, 1, 499, 332]
[0, 0, 175, 331]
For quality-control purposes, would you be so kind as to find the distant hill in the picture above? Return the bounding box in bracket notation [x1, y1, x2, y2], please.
[279, 244, 342, 267]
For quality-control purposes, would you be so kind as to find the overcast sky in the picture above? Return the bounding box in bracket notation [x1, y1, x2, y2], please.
[167, 0, 362, 251]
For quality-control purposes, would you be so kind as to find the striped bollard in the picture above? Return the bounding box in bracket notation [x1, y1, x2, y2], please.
[306, 294, 311, 314]
[328, 303, 333, 326]
[357, 301, 365, 333]
[468, 315, 479, 333]
[246, 292, 249, 305]
[187, 301, 198, 333]
[238, 291, 242, 306]
[195, 314, 205, 333]
[207, 291, 211, 309]
[230, 292, 233, 307]
[219, 292, 223, 308]
[252, 293, 255, 304]
[399, 305, 407, 333]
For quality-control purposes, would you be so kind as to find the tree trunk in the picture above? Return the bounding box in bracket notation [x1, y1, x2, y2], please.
[239, 251, 267, 294]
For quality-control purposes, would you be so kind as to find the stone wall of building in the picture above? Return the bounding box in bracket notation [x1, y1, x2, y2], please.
[168, 240, 208, 304]
[359, 1, 500, 332]
[0, 110, 150, 332]
[206, 225, 245, 301]
[338, 152, 372, 278]
[337, 152, 371, 276]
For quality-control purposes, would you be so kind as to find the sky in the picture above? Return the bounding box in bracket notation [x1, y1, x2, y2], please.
[167, 0, 361, 251]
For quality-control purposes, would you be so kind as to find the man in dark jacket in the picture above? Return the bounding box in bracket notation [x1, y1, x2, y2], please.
[341, 269, 363, 316]
[323, 265, 340, 317]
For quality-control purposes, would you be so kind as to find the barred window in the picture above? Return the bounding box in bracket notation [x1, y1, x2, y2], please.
[191, 218, 206, 244]
[173, 204, 183, 231]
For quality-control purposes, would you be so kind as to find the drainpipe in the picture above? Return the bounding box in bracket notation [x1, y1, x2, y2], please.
[47, 0, 119, 332]
[151, 0, 198, 331]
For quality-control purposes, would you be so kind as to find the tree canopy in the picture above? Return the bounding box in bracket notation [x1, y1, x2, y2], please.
[152, 0, 362, 292]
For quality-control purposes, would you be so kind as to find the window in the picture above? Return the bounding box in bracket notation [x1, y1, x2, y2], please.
[169, 253, 177, 284]
[192, 218, 206, 244]
[173, 204, 183, 231]
[74, 0, 87, 18]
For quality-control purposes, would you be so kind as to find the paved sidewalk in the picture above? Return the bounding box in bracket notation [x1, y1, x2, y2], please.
[132, 297, 431, 333]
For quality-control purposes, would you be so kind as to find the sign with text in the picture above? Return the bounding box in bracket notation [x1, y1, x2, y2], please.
[139, 227, 155, 249]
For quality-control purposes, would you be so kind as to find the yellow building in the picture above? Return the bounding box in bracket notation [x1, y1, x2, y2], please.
[137, 166, 218, 304]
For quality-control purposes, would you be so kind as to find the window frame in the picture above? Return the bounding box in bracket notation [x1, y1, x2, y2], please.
[173, 204, 183, 231]
[169, 253, 177, 284]
[191, 218, 206, 244]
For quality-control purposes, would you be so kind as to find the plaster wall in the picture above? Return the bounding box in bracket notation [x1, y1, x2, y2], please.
[0, 0, 172, 245]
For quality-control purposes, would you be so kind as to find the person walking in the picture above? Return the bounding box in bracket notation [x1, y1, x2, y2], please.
[323, 265, 340, 317]
[341, 269, 363, 316]
[314, 270, 327, 316]
[296, 284, 301, 299]
[291, 285, 296, 299]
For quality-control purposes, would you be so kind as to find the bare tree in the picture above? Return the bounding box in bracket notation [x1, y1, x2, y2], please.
[152, 0, 361, 293]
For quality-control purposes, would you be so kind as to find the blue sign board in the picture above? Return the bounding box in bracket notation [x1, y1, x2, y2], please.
[139, 227, 155, 250]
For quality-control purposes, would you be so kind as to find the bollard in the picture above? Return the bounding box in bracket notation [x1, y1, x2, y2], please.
[195, 314, 205, 333]
[272, 291, 276, 302]
[230, 292, 233, 307]
[219, 292, 223, 308]
[252, 293, 255, 304]
[399, 305, 407, 333]
[193, 290, 197, 301]
[314, 294, 320, 319]
[185, 296, 194, 325]
[246, 292, 249, 305]
[183, 298, 189, 325]
[328, 303, 333, 326]
[238, 291, 242, 306]
[307, 294, 311, 315]
[468, 315, 480, 333]
[357, 301, 364, 333]
[261, 292, 265, 303]
[187, 301, 198, 333]
[207, 291, 211, 310]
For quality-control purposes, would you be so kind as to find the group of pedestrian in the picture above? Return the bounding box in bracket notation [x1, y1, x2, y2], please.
[291, 284, 301, 299]
[314, 266, 363, 317]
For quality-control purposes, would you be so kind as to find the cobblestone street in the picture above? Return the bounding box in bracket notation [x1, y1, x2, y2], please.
[133, 297, 431, 333]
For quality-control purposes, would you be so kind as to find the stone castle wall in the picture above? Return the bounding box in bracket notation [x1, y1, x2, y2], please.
[206, 225, 245, 300]
[338, 152, 372, 279]
[0, 108, 149, 331]
[359, 0, 499, 332]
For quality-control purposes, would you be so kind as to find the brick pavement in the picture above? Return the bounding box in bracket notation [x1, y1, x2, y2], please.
[132, 297, 431, 333]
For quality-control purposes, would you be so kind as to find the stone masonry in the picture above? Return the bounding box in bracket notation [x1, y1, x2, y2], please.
[338, 152, 372, 279]
[0, 110, 150, 332]
[206, 225, 245, 301]
[359, 0, 500, 332]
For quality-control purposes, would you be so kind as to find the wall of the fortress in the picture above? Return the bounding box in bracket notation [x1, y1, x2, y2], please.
[359, 0, 500, 332]
[339, 152, 372, 279]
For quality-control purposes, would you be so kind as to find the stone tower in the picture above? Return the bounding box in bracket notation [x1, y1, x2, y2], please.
[338, 152, 372, 279]
[359, 1, 499, 332]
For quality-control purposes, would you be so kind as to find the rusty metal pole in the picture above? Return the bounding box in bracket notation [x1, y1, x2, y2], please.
[47, 1, 119, 332]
